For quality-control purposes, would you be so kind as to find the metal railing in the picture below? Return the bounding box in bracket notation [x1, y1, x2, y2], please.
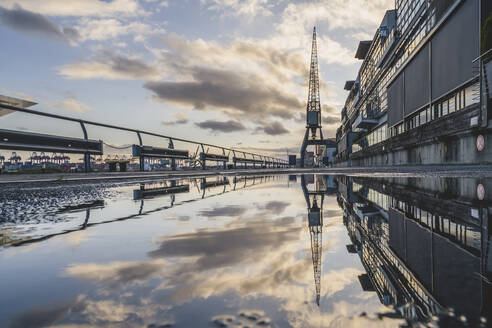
[0, 103, 288, 172]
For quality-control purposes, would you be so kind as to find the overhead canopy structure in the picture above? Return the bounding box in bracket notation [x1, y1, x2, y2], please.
[0, 95, 37, 117]
[355, 40, 372, 60]
[344, 80, 355, 91]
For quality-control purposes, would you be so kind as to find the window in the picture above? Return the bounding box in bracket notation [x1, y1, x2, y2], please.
[458, 90, 464, 110]
[464, 83, 478, 107]
[420, 110, 427, 125]
[449, 95, 456, 113]
[442, 99, 449, 116]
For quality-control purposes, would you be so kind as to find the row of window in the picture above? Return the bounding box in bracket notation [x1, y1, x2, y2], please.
[362, 245, 398, 305]
[343, 0, 436, 135]
[352, 123, 389, 153]
[395, 0, 435, 72]
[344, 198, 439, 312]
[396, 0, 428, 40]
[390, 82, 479, 137]
[393, 199, 481, 251]
[353, 183, 482, 252]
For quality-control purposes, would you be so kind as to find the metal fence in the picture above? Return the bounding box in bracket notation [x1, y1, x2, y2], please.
[0, 103, 288, 172]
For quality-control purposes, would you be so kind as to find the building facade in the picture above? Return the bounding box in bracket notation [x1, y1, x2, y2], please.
[336, 0, 492, 165]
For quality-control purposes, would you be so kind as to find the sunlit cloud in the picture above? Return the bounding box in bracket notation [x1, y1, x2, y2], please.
[161, 113, 189, 126]
[201, 0, 275, 18]
[57, 51, 161, 80]
[0, 0, 144, 17]
[195, 119, 246, 133]
[54, 97, 91, 113]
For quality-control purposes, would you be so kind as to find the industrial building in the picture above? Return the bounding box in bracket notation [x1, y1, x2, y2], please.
[336, 0, 492, 165]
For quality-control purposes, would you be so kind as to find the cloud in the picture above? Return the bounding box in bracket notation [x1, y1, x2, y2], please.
[254, 121, 289, 135]
[258, 200, 290, 214]
[75, 18, 164, 42]
[277, 0, 393, 33]
[0, 0, 143, 17]
[58, 51, 160, 80]
[201, 0, 274, 18]
[265, 0, 393, 67]
[198, 205, 247, 218]
[145, 66, 302, 120]
[140, 34, 309, 123]
[54, 97, 91, 112]
[322, 114, 339, 125]
[6, 297, 86, 328]
[162, 113, 188, 126]
[148, 222, 300, 272]
[64, 260, 165, 288]
[324, 209, 343, 219]
[322, 104, 338, 114]
[195, 119, 246, 133]
[0, 5, 79, 43]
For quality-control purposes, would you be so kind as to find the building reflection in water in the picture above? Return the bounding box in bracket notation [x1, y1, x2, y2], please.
[335, 175, 492, 325]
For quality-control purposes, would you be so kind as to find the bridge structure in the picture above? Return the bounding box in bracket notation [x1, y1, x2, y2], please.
[0, 103, 288, 173]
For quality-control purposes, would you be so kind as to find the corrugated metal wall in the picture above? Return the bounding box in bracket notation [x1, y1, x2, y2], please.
[405, 44, 430, 116]
[431, 0, 479, 100]
[387, 74, 405, 126]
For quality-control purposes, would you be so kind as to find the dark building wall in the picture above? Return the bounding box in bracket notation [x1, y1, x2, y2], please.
[482, 0, 492, 53]
[431, 0, 479, 100]
[388, 74, 405, 126]
[432, 0, 458, 22]
[388, 208, 406, 257]
[387, 0, 479, 128]
[433, 233, 482, 317]
[388, 205, 482, 317]
[405, 219, 433, 291]
[405, 44, 430, 116]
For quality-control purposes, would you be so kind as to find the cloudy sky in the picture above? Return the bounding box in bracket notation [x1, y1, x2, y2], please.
[0, 0, 393, 156]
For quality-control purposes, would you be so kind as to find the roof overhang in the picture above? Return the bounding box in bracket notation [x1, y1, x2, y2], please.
[344, 80, 355, 90]
[0, 95, 37, 117]
[355, 41, 372, 60]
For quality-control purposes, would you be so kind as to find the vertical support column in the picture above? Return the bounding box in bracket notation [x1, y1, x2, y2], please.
[169, 138, 176, 170]
[300, 129, 309, 168]
[233, 150, 237, 169]
[137, 132, 144, 172]
[83, 208, 90, 228]
[222, 148, 227, 170]
[201, 178, 206, 198]
[481, 207, 489, 276]
[79, 121, 90, 173]
[201, 144, 206, 170]
[252, 154, 256, 169]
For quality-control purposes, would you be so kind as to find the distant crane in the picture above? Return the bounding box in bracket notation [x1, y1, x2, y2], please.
[300, 27, 325, 168]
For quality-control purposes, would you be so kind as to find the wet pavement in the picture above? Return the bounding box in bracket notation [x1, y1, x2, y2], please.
[0, 174, 490, 327]
[3, 165, 492, 185]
